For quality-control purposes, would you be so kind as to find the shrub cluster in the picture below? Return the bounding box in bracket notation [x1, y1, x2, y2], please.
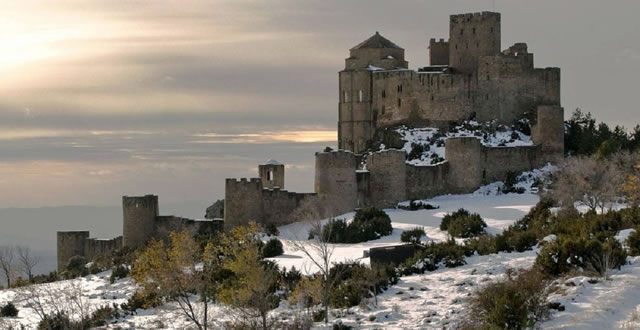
[322, 208, 393, 243]
[264, 223, 280, 236]
[63, 255, 89, 279]
[627, 229, 640, 256]
[501, 171, 527, 194]
[37, 304, 120, 329]
[536, 236, 627, 277]
[399, 239, 468, 275]
[262, 238, 284, 258]
[110, 265, 130, 284]
[400, 227, 426, 244]
[398, 200, 438, 211]
[0, 302, 18, 317]
[120, 290, 162, 313]
[465, 267, 550, 329]
[440, 209, 487, 238]
[328, 262, 398, 309]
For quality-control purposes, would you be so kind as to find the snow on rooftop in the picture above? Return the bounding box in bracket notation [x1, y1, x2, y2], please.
[264, 159, 282, 165]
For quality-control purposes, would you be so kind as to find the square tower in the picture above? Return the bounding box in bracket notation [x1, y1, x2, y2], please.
[449, 12, 501, 75]
[259, 160, 285, 189]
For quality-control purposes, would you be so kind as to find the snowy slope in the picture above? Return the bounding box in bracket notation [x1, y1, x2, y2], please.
[2, 183, 640, 329]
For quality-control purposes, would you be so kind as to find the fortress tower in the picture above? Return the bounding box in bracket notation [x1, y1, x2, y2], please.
[259, 159, 285, 189]
[122, 194, 159, 249]
[339, 32, 408, 153]
[448, 12, 501, 75]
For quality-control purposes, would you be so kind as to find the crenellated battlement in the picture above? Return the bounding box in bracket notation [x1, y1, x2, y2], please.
[450, 11, 501, 23]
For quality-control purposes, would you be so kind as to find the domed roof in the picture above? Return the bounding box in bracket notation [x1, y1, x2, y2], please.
[351, 32, 403, 50]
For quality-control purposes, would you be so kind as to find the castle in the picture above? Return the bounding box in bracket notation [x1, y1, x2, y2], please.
[223, 11, 563, 227]
[57, 11, 564, 270]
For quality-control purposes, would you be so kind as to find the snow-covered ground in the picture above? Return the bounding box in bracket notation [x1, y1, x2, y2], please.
[2, 186, 640, 329]
[393, 120, 533, 166]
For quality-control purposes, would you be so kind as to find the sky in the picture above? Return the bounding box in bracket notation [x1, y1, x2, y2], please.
[1, 0, 639, 209]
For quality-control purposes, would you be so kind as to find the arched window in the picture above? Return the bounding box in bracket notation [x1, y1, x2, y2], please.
[358, 90, 363, 102]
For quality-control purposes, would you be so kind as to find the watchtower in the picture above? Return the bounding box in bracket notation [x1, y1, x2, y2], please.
[57, 231, 89, 271]
[449, 12, 501, 75]
[339, 32, 408, 153]
[122, 195, 159, 249]
[259, 159, 285, 189]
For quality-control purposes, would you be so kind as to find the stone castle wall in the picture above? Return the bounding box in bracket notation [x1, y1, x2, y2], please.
[58, 195, 223, 270]
[368, 150, 407, 208]
[56, 231, 123, 271]
[224, 178, 322, 228]
[406, 162, 451, 200]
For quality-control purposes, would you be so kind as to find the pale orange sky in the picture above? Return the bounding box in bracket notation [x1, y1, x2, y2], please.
[1, 0, 639, 207]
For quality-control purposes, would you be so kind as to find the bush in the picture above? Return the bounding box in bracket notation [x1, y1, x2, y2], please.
[264, 223, 280, 236]
[327, 262, 397, 309]
[110, 265, 130, 284]
[0, 302, 18, 317]
[399, 200, 438, 211]
[38, 312, 74, 330]
[332, 322, 354, 330]
[262, 238, 284, 258]
[88, 262, 105, 275]
[400, 227, 426, 244]
[465, 267, 550, 329]
[121, 290, 162, 313]
[64, 255, 88, 278]
[627, 229, 640, 256]
[322, 208, 393, 243]
[536, 236, 627, 276]
[88, 305, 120, 327]
[465, 234, 501, 255]
[399, 240, 468, 275]
[440, 209, 487, 238]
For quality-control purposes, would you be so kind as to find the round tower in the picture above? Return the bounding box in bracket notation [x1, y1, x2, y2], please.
[122, 194, 159, 249]
[315, 150, 358, 215]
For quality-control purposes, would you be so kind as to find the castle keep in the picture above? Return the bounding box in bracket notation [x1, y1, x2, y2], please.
[57, 11, 565, 270]
[339, 12, 560, 153]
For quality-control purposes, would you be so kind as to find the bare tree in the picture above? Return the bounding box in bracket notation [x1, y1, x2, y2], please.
[18, 280, 92, 324]
[17, 246, 40, 282]
[288, 217, 349, 325]
[552, 155, 624, 213]
[0, 245, 16, 287]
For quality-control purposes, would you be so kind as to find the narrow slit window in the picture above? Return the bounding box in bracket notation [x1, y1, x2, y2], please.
[343, 91, 348, 102]
[268, 170, 274, 181]
[397, 98, 401, 107]
[358, 90, 363, 102]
